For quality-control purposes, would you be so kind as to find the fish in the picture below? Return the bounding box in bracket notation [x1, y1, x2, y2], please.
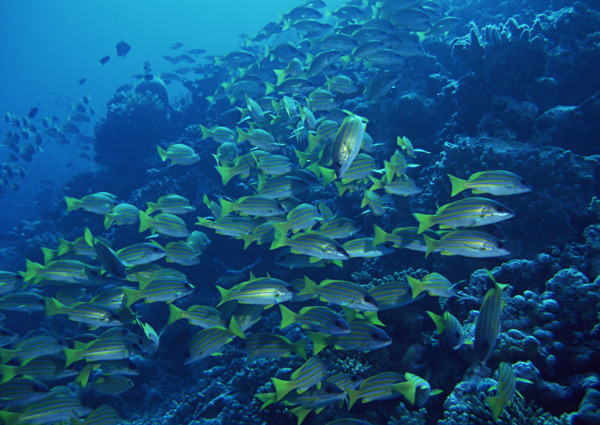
[0, 292, 45, 312]
[182, 320, 243, 365]
[270, 232, 349, 262]
[84, 228, 127, 280]
[308, 322, 391, 354]
[413, 197, 515, 233]
[220, 195, 285, 218]
[157, 144, 200, 166]
[369, 175, 422, 196]
[342, 238, 394, 258]
[273, 203, 323, 234]
[64, 333, 143, 367]
[217, 277, 297, 306]
[407, 272, 455, 298]
[279, 304, 350, 335]
[426, 311, 469, 349]
[487, 362, 532, 421]
[0, 271, 23, 295]
[146, 194, 195, 215]
[99, 56, 110, 65]
[391, 373, 442, 407]
[448, 170, 532, 196]
[195, 216, 257, 237]
[122, 271, 194, 306]
[44, 298, 124, 328]
[170, 42, 184, 49]
[424, 229, 511, 258]
[201, 125, 237, 144]
[318, 217, 361, 239]
[300, 277, 379, 311]
[346, 372, 406, 409]
[24, 259, 103, 286]
[369, 281, 423, 310]
[240, 333, 306, 361]
[271, 356, 326, 401]
[64, 192, 119, 214]
[163, 241, 202, 266]
[104, 203, 139, 229]
[475, 271, 508, 362]
[115, 41, 131, 57]
[138, 211, 190, 237]
[332, 112, 368, 178]
[0, 335, 67, 364]
[0, 393, 91, 424]
[167, 304, 225, 328]
[116, 243, 167, 266]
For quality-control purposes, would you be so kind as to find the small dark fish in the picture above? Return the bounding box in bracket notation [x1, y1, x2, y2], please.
[116, 41, 131, 57]
[27, 107, 39, 119]
[170, 42, 184, 50]
[186, 48, 206, 55]
[99, 56, 110, 65]
[78, 78, 87, 85]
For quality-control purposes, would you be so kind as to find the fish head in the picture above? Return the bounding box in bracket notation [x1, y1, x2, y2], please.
[361, 293, 380, 311]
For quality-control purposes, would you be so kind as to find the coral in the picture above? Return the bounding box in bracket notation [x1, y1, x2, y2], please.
[387, 402, 427, 425]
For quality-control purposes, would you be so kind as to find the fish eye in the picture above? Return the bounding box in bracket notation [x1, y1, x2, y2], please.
[334, 160, 342, 169]
[493, 206, 506, 212]
[371, 332, 381, 340]
[324, 384, 335, 394]
[333, 319, 342, 327]
[351, 375, 360, 382]
[496, 241, 504, 249]
[364, 295, 375, 304]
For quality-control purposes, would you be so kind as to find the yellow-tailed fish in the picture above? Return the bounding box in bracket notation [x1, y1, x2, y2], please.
[332, 112, 367, 178]
[157, 143, 200, 166]
[145, 193, 195, 215]
[475, 272, 508, 362]
[448, 170, 532, 196]
[279, 304, 350, 335]
[271, 356, 327, 400]
[300, 277, 379, 311]
[424, 229, 510, 258]
[407, 272, 455, 298]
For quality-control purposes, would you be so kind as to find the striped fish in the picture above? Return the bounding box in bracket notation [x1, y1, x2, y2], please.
[300, 277, 379, 311]
[164, 241, 201, 266]
[63, 335, 143, 367]
[240, 333, 307, 361]
[215, 153, 257, 186]
[308, 322, 391, 354]
[157, 143, 200, 166]
[183, 318, 245, 364]
[271, 356, 327, 400]
[237, 128, 282, 151]
[413, 197, 514, 233]
[0, 335, 66, 364]
[424, 229, 511, 258]
[116, 243, 166, 266]
[44, 298, 124, 328]
[195, 216, 257, 237]
[270, 232, 349, 261]
[220, 195, 285, 218]
[104, 202, 139, 229]
[252, 151, 294, 176]
[64, 192, 119, 214]
[201, 125, 237, 144]
[332, 112, 367, 178]
[407, 272, 455, 298]
[475, 272, 508, 362]
[217, 277, 296, 306]
[392, 372, 442, 407]
[24, 259, 103, 286]
[342, 237, 394, 258]
[372, 225, 438, 252]
[346, 371, 405, 408]
[138, 211, 190, 237]
[318, 217, 361, 239]
[342, 153, 377, 182]
[448, 170, 531, 197]
[369, 281, 423, 310]
[257, 174, 311, 199]
[279, 304, 350, 335]
[325, 373, 363, 392]
[487, 362, 532, 421]
[426, 311, 468, 350]
[145, 194, 195, 215]
[167, 304, 225, 328]
[0, 292, 45, 312]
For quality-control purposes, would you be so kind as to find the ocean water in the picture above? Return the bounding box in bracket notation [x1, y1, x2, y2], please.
[0, 0, 599, 424]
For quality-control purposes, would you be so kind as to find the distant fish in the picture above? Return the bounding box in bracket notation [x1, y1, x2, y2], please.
[27, 107, 39, 119]
[170, 42, 184, 50]
[78, 78, 87, 85]
[115, 40, 131, 57]
[99, 56, 110, 66]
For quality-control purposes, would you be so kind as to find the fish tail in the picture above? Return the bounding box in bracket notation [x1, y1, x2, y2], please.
[273, 69, 287, 86]
[219, 198, 235, 217]
[269, 230, 288, 251]
[372, 225, 389, 246]
[294, 148, 311, 168]
[104, 212, 115, 229]
[44, 297, 66, 316]
[228, 316, 246, 339]
[41, 247, 56, 264]
[215, 165, 237, 186]
[447, 173, 467, 197]
[83, 226, 94, 247]
[278, 304, 297, 329]
[75, 363, 95, 388]
[407, 276, 425, 299]
[265, 82, 276, 95]
[122, 287, 141, 308]
[145, 202, 158, 216]
[255, 392, 277, 410]
[413, 213, 435, 234]
[423, 235, 437, 258]
[364, 311, 385, 327]
[307, 331, 329, 355]
[293, 339, 307, 360]
[289, 406, 311, 425]
[368, 175, 384, 191]
[138, 210, 154, 233]
[346, 388, 361, 409]
[384, 160, 395, 183]
[426, 311, 446, 334]
[200, 125, 211, 141]
[0, 348, 13, 365]
[0, 411, 19, 425]
[24, 259, 43, 282]
[392, 381, 416, 405]
[271, 377, 294, 401]
[57, 238, 73, 256]
[167, 303, 184, 325]
[64, 196, 80, 212]
[239, 233, 255, 250]
[157, 146, 168, 162]
[235, 127, 248, 143]
[63, 348, 80, 368]
[216, 286, 231, 306]
[487, 395, 504, 422]
[0, 364, 16, 383]
[298, 276, 318, 297]
[320, 167, 336, 187]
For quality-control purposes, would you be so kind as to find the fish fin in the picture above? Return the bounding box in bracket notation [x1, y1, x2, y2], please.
[392, 381, 416, 405]
[364, 311, 385, 327]
[167, 303, 184, 326]
[0, 365, 16, 383]
[24, 259, 43, 282]
[346, 388, 361, 410]
[145, 202, 158, 216]
[298, 276, 318, 297]
[426, 311, 446, 334]
[407, 276, 425, 299]
[219, 198, 235, 217]
[320, 167, 336, 186]
[423, 235, 437, 258]
[138, 210, 153, 233]
[343, 307, 357, 323]
[64, 196, 80, 212]
[0, 411, 20, 425]
[229, 316, 246, 339]
[57, 238, 73, 256]
[293, 339, 307, 360]
[157, 146, 168, 162]
[122, 287, 141, 308]
[41, 247, 56, 264]
[413, 213, 435, 234]
[215, 165, 237, 186]
[83, 226, 94, 247]
[372, 225, 389, 246]
[216, 286, 231, 307]
[289, 406, 311, 425]
[63, 348, 80, 368]
[307, 331, 329, 355]
[200, 124, 211, 140]
[255, 392, 277, 410]
[447, 173, 467, 197]
[104, 212, 115, 229]
[279, 304, 297, 329]
[44, 297, 66, 316]
[270, 231, 288, 251]
[271, 377, 293, 401]
[487, 394, 504, 422]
